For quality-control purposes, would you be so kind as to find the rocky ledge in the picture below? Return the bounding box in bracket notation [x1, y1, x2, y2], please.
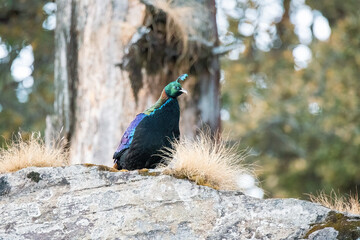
[0, 165, 359, 239]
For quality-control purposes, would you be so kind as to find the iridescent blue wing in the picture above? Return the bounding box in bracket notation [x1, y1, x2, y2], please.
[113, 113, 146, 160]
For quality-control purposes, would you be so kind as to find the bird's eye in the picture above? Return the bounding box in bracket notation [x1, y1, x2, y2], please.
[175, 86, 181, 90]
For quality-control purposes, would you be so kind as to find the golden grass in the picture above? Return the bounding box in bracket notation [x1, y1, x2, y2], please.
[0, 132, 69, 173]
[308, 190, 360, 215]
[160, 132, 255, 191]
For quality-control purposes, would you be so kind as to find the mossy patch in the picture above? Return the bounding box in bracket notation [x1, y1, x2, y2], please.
[138, 168, 161, 177]
[304, 211, 360, 239]
[82, 163, 119, 172]
[163, 169, 220, 190]
[27, 171, 42, 183]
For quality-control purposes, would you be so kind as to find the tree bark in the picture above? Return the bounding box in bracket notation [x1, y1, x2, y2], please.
[47, 0, 220, 166]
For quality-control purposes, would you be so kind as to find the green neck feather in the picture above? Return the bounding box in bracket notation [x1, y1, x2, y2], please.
[143, 90, 169, 115]
[143, 74, 188, 115]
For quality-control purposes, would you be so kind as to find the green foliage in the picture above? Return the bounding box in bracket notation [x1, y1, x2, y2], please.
[222, 0, 360, 198]
[0, 0, 54, 145]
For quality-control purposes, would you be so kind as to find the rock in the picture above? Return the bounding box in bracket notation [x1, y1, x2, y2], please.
[307, 227, 339, 240]
[0, 165, 359, 239]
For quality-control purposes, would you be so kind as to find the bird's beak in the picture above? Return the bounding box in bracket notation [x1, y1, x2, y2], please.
[180, 89, 188, 95]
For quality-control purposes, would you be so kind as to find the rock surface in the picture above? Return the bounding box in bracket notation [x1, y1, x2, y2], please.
[0, 165, 359, 239]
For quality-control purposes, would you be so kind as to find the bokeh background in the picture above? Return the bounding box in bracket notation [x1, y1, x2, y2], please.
[0, 0, 359, 198]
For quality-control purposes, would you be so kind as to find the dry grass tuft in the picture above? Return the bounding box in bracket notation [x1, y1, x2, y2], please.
[160, 132, 255, 191]
[308, 190, 360, 215]
[0, 132, 69, 173]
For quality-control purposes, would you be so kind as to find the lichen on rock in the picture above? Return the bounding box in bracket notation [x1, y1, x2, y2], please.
[0, 176, 11, 196]
[26, 171, 42, 183]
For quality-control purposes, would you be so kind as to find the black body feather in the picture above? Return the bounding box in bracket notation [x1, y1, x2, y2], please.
[114, 98, 180, 170]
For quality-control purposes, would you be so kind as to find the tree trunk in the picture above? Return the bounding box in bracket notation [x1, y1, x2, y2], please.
[47, 0, 220, 166]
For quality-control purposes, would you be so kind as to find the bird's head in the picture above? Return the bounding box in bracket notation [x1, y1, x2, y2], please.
[164, 74, 188, 98]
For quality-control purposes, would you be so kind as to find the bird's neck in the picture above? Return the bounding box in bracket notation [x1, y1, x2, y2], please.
[144, 89, 170, 115]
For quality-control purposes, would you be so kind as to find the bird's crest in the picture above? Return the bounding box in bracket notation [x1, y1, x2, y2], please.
[176, 74, 188, 83]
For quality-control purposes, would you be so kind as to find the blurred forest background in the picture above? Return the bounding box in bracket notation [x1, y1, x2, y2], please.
[0, 0, 359, 198]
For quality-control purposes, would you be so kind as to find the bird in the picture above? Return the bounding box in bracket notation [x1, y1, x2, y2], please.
[113, 74, 188, 170]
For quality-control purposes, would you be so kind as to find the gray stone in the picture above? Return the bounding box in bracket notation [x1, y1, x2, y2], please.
[308, 227, 338, 240]
[0, 165, 358, 239]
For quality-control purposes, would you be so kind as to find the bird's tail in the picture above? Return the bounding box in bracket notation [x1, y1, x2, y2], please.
[113, 149, 128, 170]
